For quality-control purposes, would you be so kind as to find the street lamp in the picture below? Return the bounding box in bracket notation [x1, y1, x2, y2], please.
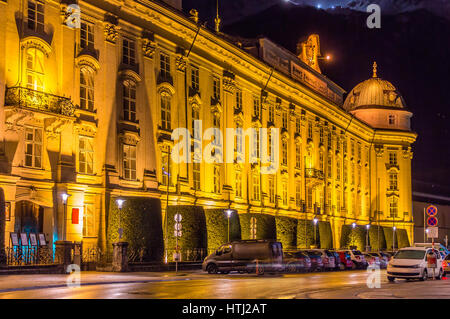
[366, 224, 371, 252]
[225, 209, 233, 242]
[313, 218, 318, 247]
[393, 226, 396, 251]
[61, 193, 69, 241]
[351, 223, 356, 248]
[116, 199, 125, 242]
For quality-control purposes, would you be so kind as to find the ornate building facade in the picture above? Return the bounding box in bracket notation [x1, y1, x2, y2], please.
[0, 0, 416, 254]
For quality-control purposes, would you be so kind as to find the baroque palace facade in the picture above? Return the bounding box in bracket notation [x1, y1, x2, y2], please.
[0, 0, 416, 254]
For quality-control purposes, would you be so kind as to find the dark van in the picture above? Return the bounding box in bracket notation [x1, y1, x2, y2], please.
[202, 240, 283, 275]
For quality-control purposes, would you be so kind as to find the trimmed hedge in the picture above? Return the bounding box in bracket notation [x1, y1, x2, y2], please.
[396, 228, 410, 248]
[166, 205, 207, 250]
[368, 225, 387, 251]
[275, 216, 297, 250]
[383, 226, 399, 250]
[240, 213, 276, 240]
[107, 197, 164, 261]
[204, 209, 241, 251]
[340, 225, 366, 250]
[297, 220, 317, 248]
[318, 221, 333, 249]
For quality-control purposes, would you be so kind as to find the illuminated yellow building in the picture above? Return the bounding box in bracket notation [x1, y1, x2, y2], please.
[0, 0, 416, 254]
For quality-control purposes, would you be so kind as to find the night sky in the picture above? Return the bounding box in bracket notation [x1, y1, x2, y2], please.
[184, 0, 450, 195]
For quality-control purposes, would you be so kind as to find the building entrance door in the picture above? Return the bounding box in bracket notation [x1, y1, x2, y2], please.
[15, 201, 44, 234]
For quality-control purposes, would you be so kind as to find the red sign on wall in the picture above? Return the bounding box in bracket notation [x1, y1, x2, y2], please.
[72, 208, 80, 225]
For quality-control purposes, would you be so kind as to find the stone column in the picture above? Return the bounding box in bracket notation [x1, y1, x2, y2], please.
[55, 241, 73, 273]
[112, 242, 129, 272]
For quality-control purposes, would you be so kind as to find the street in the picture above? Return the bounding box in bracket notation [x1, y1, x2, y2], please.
[0, 269, 449, 299]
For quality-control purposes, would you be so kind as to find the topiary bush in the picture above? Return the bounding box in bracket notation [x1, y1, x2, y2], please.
[275, 216, 297, 250]
[368, 225, 387, 251]
[396, 228, 410, 248]
[204, 209, 241, 251]
[340, 225, 366, 250]
[107, 197, 164, 261]
[240, 213, 276, 240]
[166, 205, 207, 250]
[383, 226, 399, 250]
[318, 221, 333, 249]
[297, 219, 316, 248]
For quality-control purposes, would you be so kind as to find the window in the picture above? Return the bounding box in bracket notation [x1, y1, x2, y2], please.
[252, 174, 260, 201]
[307, 187, 313, 209]
[193, 162, 200, 190]
[351, 163, 355, 185]
[388, 114, 396, 125]
[269, 102, 275, 123]
[389, 152, 397, 166]
[252, 129, 260, 159]
[343, 191, 347, 209]
[80, 21, 94, 49]
[357, 166, 361, 187]
[236, 89, 242, 110]
[27, 0, 44, 32]
[160, 93, 171, 130]
[269, 176, 275, 204]
[296, 181, 302, 208]
[327, 132, 332, 148]
[160, 52, 171, 78]
[235, 171, 242, 197]
[191, 65, 199, 91]
[357, 143, 361, 160]
[319, 151, 324, 171]
[79, 136, 94, 174]
[161, 150, 170, 186]
[282, 111, 288, 129]
[336, 190, 341, 211]
[235, 123, 243, 161]
[336, 158, 341, 180]
[24, 127, 42, 168]
[343, 138, 348, 155]
[296, 117, 301, 135]
[123, 144, 137, 180]
[389, 173, 398, 190]
[327, 156, 332, 178]
[389, 197, 398, 217]
[308, 122, 313, 139]
[295, 144, 301, 169]
[26, 48, 44, 91]
[319, 127, 324, 144]
[83, 204, 96, 237]
[343, 160, 348, 183]
[192, 108, 200, 137]
[282, 140, 288, 166]
[213, 77, 220, 101]
[80, 69, 94, 111]
[282, 181, 288, 206]
[123, 80, 136, 122]
[122, 38, 136, 66]
[253, 96, 260, 118]
[214, 166, 220, 193]
[351, 140, 355, 157]
[213, 113, 220, 128]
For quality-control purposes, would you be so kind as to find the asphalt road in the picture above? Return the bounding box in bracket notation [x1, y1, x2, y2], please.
[0, 270, 449, 299]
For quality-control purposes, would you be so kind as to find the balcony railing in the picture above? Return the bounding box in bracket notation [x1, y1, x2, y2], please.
[305, 168, 324, 179]
[5, 86, 75, 116]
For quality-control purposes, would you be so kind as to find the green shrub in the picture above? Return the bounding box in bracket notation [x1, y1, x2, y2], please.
[107, 197, 164, 261]
[318, 221, 333, 249]
[240, 213, 276, 240]
[275, 216, 297, 249]
[396, 229, 410, 248]
[297, 220, 317, 248]
[340, 225, 366, 250]
[383, 227, 399, 250]
[368, 225, 387, 251]
[166, 205, 207, 250]
[204, 209, 241, 251]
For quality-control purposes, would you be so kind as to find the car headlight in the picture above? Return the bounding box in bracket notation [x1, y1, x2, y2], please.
[411, 264, 421, 268]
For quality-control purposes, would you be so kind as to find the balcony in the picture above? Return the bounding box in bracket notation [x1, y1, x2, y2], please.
[305, 168, 324, 180]
[5, 86, 75, 116]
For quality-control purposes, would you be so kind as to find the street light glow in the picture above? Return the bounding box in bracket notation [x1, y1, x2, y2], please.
[61, 193, 69, 203]
[313, 218, 318, 225]
[116, 199, 125, 209]
[225, 209, 233, 218]
[352, 222, 356, 228]
[393, 226, 396, 231]
[366, 224, 370, 230]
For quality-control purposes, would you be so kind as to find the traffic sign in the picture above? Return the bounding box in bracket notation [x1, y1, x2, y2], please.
[427, 205, 438, 217]
[427, 216, 438, 227]
[174, 213, 182, 222]
[427, 227, 438, 239]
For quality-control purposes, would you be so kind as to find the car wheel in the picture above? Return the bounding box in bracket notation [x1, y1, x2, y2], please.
[257, 264, 265, 276]
[436, 268, 443, 280]
[420, 269, 427, 281]
[207, 264, 218, 274]
[388, 276, 395, 282]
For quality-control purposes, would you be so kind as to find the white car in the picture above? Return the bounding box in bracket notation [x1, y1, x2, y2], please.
[387, 247, 444, 282]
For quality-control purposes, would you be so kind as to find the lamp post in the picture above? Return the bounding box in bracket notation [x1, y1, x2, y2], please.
[313, 218, 318, 247]
[116, 199, 125, 242]
[393, 226, 396, 251]
[366, 224, 371, 252]
[225, 209, 233, 242]
[61, 193, 69, 241]
[352, 222, 356, 248]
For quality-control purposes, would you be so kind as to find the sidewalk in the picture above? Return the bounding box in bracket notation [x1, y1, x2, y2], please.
[0, 270, 201, 293]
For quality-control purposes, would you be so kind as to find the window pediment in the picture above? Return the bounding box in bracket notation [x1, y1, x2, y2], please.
[157, 81, 175, 96]
[76, 52, 100, 73]
[20, 36, 52, 57]
[119, 68, 142, 84]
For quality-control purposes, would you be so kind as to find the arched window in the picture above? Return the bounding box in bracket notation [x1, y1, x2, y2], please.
[26, 48, 45, 91]
[80, 68, 95, 111]
[123, 80, 136, 122]
[160, 92, 171, 131]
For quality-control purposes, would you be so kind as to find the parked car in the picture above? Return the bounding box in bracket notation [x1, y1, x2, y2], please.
[443, 254, 450, 275]
[302, 250, 324, 271]
[330, 251, 343, 270]
[202, 240, 283, 275]
[365, 252, 388, 269]
[414, 243, 450, 257]
[364, 253, 381, 268]
[283, 251, 311, 273]
[309, 249, 336, 270]
[336, 251, 354, 270]
[338, 250, 368, 269]
[387, 247, 444, 281]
